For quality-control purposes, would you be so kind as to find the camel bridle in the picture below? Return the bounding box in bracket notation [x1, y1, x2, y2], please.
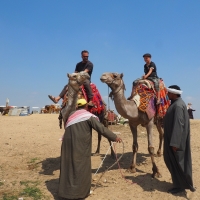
[68, 75, 84, 97]
[108, 75, 125, 99]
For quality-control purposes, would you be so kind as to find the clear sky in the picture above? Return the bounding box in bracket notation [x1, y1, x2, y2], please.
[0, 0, 200, 118]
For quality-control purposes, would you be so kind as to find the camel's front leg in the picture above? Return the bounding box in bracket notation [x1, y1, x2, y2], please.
[155, 118, 164, 157]
[146, 120, 162, 178]
[127, 124, 138, 173]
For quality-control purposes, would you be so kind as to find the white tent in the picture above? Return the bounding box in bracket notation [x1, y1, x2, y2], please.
[32, 107, 40, 114]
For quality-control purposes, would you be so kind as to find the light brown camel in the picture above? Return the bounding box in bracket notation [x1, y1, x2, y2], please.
[61, 71, 90, 125]
[100, 72, 163, 178]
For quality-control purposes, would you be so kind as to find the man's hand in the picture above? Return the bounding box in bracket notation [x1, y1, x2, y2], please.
[115, 137, 122, 143]
[172, 146, 178, 152]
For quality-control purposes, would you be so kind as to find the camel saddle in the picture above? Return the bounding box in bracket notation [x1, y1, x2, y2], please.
[131, 79, 170, 119]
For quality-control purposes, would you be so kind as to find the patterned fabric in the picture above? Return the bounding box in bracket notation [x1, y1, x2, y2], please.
[134, 84, 155, 113]
[156, 81, 170, 118]
[66, 109, 99, 128]
[81, 83, 105, 114]
[146, 97, 156, 119]
[133, 79, 170, 119]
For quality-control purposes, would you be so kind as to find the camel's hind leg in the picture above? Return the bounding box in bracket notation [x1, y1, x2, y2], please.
[94, 133, 115, 158]
[94, 133, 101, 156]
[146, 119, 162, 178]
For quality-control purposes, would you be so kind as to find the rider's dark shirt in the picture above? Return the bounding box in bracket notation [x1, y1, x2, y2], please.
[75, 61, 93, 80]
[144, 61, 158, 78]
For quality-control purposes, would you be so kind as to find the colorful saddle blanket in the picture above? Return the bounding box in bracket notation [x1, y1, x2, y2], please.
[133, 79, 170, 119]
[156, 81, 170, 118]
[81, 83, 105, 115]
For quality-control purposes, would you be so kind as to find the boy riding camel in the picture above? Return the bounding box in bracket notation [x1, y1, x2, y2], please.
[128, 53, 161, 104]
[48, 50, 94, 106]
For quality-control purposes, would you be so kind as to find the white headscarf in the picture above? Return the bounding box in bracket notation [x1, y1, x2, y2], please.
[167, 88, 183, 95]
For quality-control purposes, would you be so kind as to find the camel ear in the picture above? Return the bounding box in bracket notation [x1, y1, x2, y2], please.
[67, 73, 70, 78]
[120, 73, 124, 78]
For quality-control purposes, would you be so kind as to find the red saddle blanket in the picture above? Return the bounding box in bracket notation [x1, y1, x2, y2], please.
[133, 80, 170, 119]
[157, 81, 170, 118]
[81, 83, 105, 114]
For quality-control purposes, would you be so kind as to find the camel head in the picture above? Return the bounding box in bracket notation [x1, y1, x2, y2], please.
[100, 72, 125, 91]
[67, 71, 90, 91]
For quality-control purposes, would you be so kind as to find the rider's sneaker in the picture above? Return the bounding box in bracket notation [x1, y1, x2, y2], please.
[88, 101, 94, 107]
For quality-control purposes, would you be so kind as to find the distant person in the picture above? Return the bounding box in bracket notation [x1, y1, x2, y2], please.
[128, 53, 161, 104]
[163, 85, 195, 194]
[58, 99, 122, 200]
[187, 103, 195, 119]
[48, 50, 94, 106]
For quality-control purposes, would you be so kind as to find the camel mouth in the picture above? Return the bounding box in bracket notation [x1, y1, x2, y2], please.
[100, 77, 106, 82]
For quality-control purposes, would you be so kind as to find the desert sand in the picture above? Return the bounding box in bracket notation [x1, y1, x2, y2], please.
[0, 114, 199, 200]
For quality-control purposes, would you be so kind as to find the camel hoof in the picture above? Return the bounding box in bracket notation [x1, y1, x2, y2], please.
[157, 151, 162, 157]
[93, 152, 100, 156]
[152, 172, 162, 178]
[126, 168, 136, 173]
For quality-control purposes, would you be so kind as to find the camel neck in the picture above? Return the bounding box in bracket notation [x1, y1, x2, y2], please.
[67, 85, 78, 106]
[112, 87, 138, 119]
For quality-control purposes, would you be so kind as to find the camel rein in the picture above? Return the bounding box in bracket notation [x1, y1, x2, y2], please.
[90, 141, 124, 193]
[109, 79, 124, 100]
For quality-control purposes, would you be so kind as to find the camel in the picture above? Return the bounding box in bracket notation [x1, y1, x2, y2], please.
[60, 72, 115, 156]
[100, 72, 163, 178]
[61, 71, 90, 125]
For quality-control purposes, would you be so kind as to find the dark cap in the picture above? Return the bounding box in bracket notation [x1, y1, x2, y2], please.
[168, 85, 181, 90]
[143, 53, 151, 58]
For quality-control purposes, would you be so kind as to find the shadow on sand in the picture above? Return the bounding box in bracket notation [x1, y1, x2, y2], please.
[91, 151, 148, 173]
[39, 157, 61, 199]
[40, 152, 187, 199]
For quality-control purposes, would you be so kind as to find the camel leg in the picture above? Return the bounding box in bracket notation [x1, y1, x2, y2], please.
[94, 134, 115, 158]
[127, 124, 138, 173]
[94, 133, 101, 156]
[155, 118, 163, 157]
[108, 139, 115, 159]
[146, 120, 162, 178]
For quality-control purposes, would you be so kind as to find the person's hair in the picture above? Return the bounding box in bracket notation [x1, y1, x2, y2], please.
[168, 85, 181, 97]
[81, 50, 89, 55]
[143, 53, 151, 58]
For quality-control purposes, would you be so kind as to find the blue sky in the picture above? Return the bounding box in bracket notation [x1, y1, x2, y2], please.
[0, 0, 200, 119]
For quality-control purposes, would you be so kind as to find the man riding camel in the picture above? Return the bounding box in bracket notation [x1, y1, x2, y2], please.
[48, 50, 94, 106]
[128, 53, 161, 104]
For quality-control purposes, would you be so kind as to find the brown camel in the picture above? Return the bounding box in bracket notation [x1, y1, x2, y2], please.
[60, 72, 115, 156]
[100, 72, 163, 178]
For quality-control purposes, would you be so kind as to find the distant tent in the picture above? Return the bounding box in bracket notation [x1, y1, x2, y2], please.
[8, 106, 30, 116]
[32, 107, 40, 114]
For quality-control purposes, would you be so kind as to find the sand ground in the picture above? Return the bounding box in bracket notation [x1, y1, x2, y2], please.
[0, 114, 199, 200]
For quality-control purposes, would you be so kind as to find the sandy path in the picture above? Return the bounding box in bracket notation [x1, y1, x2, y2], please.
[0, 115, 199, 199]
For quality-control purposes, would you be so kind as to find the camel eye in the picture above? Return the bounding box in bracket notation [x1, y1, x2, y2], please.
[113, 74, 118, 78]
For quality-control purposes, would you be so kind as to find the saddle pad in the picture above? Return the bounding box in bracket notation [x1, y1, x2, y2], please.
[156, 82, 170, 118]
[134, 84, 155, 113]
[82, 83, 105, 114]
